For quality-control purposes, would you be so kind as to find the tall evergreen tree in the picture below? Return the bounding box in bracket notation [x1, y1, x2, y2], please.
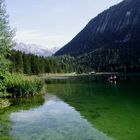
[23, 54, 31, 74]
[0, 0, 14, 71]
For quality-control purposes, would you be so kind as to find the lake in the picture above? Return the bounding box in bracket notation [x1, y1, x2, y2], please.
[0, 75, 140, 140]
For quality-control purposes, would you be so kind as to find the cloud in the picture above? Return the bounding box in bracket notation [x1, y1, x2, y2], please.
[14, 29, 71, 49]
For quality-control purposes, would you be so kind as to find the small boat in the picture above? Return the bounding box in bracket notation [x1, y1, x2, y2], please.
[108, 75, 118, 82]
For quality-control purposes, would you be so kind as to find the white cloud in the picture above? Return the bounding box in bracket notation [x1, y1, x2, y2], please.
[14, 29, 71, 49]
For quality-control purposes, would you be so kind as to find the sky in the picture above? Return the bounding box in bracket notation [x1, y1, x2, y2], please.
[6, 0, 123, 49]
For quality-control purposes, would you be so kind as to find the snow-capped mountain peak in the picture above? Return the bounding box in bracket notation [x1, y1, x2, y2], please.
[14, 42, 60, 57]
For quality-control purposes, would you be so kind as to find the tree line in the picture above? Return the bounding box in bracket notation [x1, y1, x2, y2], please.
[8, 42, 140, 75]
[76, 42, 140, 73]
[8, 51, 90, 75]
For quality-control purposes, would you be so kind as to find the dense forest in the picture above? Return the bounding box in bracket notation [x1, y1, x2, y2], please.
[7, 44, 140, 75]
[8, 51, 92, 75]
[76, 43, 140, 73]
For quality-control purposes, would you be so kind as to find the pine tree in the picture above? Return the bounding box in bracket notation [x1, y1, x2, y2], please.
[14, 51, 23, 72]
[23, 54, 31, 74]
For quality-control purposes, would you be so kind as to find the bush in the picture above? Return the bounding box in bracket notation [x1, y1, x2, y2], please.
[0, 72, 44, 98]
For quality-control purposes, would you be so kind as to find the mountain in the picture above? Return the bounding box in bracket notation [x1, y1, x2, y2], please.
[55, 0, 140, 56]
[50, 47, 61, 54]
[14, 43, 59, 57]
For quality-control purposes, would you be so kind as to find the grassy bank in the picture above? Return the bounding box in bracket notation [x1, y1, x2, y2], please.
[0, 72, 45, 98]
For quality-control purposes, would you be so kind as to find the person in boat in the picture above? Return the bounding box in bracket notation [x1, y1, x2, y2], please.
[114, 75, 117, 79]
[108, 75, 118, 81]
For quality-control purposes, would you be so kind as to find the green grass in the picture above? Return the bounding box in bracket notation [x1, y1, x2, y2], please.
[0, 72, 44, 98]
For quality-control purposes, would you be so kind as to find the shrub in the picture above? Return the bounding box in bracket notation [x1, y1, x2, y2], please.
[0, 72, 44, 98]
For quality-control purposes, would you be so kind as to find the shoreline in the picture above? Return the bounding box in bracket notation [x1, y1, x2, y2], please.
[41, 72, 140, 79]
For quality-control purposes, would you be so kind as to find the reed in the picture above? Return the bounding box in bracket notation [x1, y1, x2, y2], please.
[0, 72, 44, 98]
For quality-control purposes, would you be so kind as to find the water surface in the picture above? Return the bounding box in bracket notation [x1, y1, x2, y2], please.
[46, 75, 140, 140]
[0, 75, 140, 140]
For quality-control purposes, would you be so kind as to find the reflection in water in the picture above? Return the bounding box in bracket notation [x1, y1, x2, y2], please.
[0, 96, 45, 140]
[10, 94, 114, 140]
[46, 77, 140, 140]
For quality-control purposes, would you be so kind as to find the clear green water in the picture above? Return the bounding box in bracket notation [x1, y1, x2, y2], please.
[0, 76, 140, 140]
